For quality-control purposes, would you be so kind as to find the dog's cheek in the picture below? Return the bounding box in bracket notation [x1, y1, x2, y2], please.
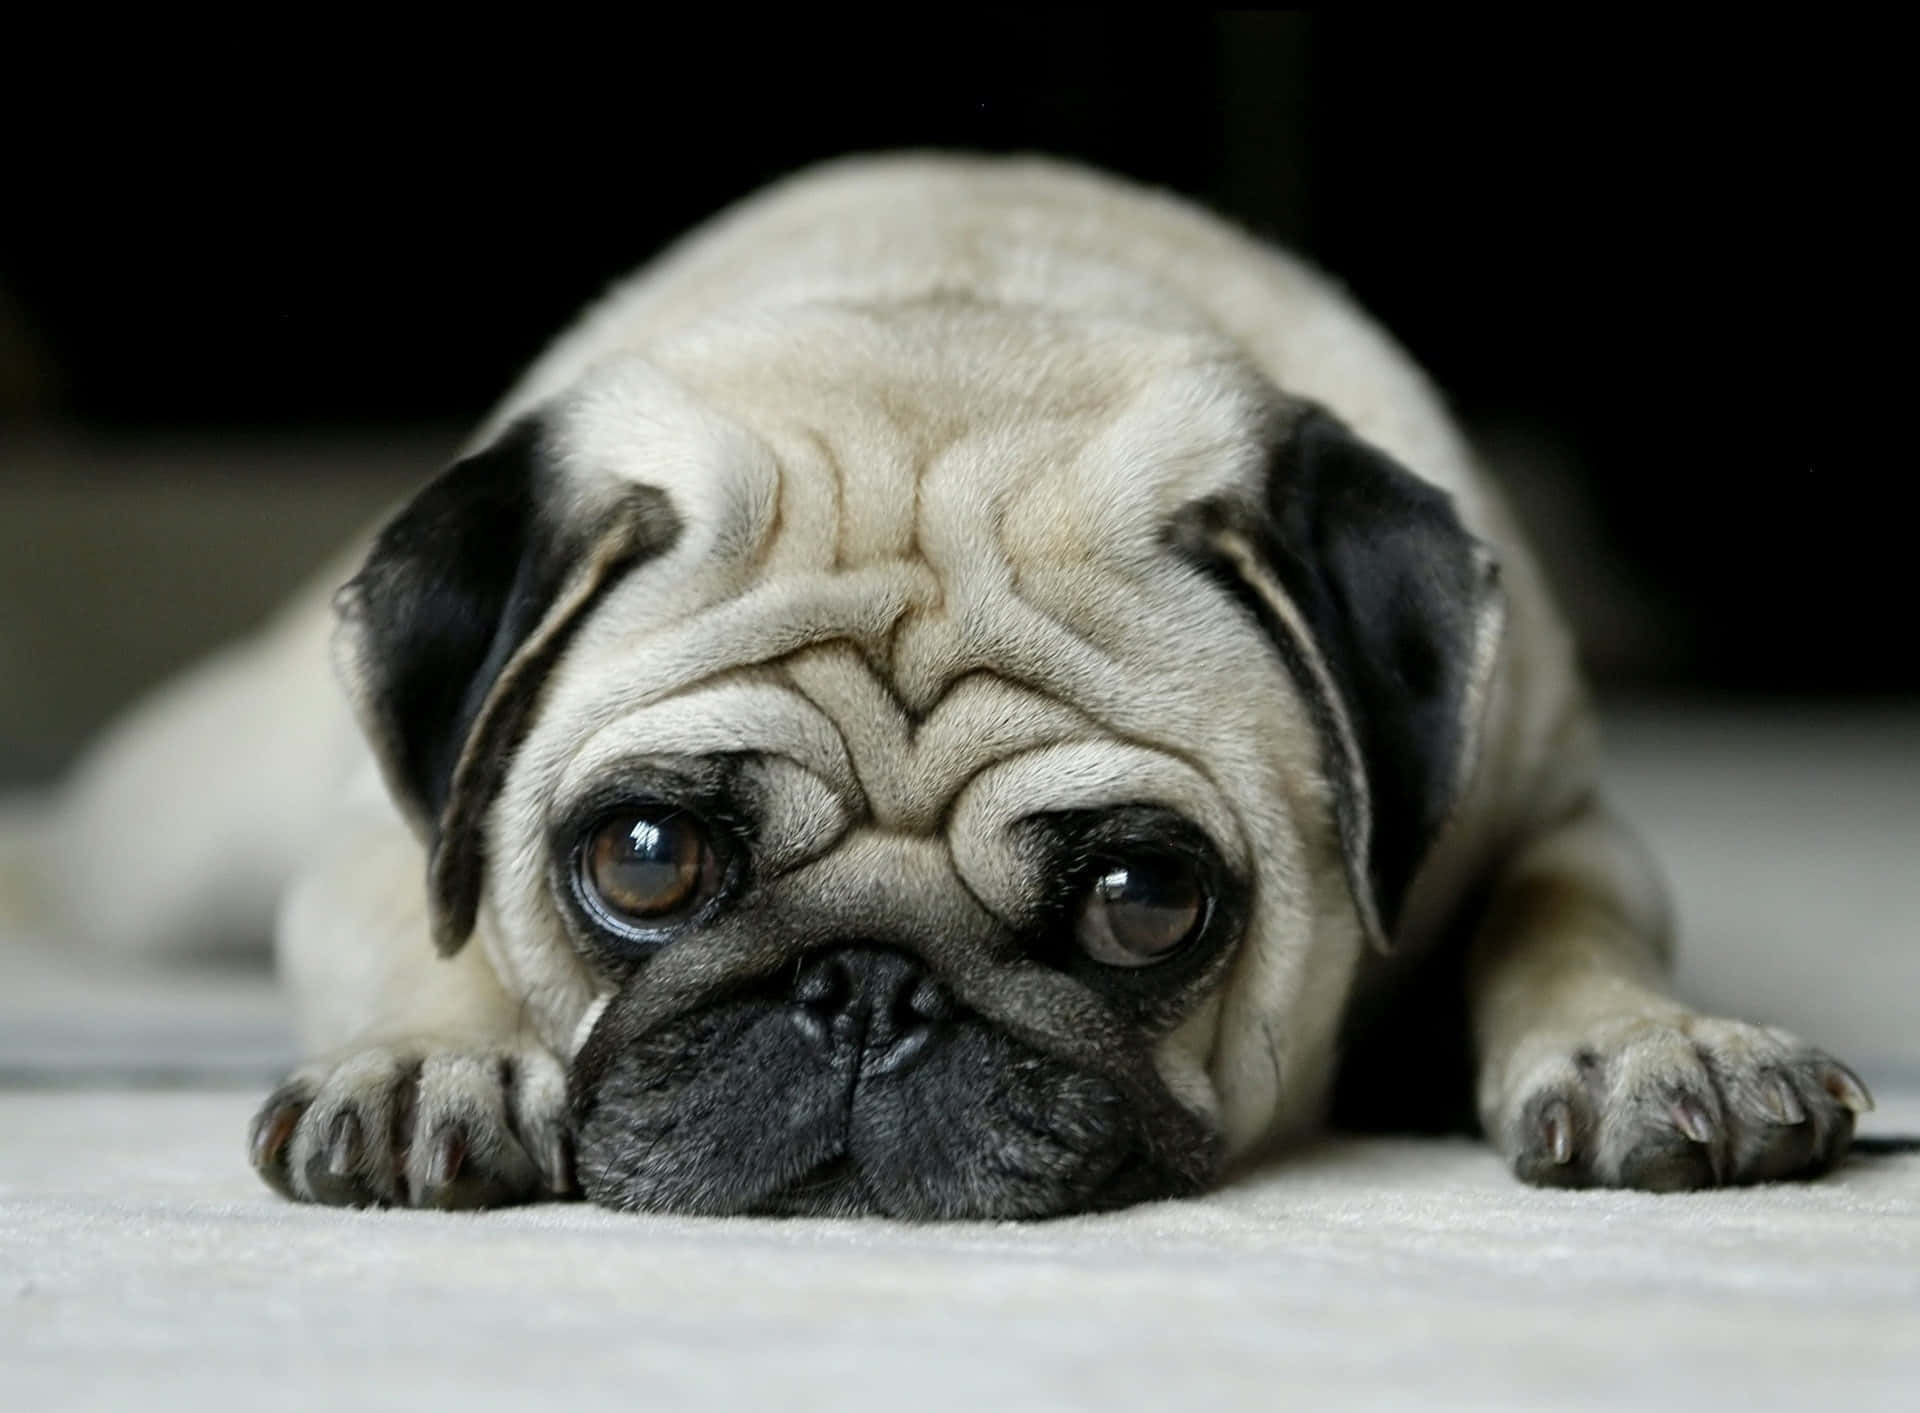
[847, 1024, 1139, 1219]
[570, 1000, 843, 1214]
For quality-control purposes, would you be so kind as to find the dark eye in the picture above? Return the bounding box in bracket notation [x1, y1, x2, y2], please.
[1075, 851, 1208, 967]
[578, 807, 721, 931]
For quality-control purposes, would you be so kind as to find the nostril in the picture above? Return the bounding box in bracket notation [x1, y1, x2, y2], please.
[793, 959, 849, 1013]
[790, 958, 850, 1049]
[869, 976, 951, 1076]
[788, 948, 954, 1072]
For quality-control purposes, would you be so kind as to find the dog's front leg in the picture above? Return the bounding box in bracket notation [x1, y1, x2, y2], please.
[1468, 802, 1871, 1189]
[245, 802, 572, 1208]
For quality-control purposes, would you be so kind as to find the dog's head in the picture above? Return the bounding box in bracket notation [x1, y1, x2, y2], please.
[335, 302, 1503, 1217]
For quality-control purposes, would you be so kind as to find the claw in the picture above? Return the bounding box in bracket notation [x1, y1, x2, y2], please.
[423, 1127, 467, 1193]
[1671, 1095, 1717, 1145]
[248, 1097, 303, 1174]
[325, 1111, 363, 1179]
[540, 1129, 575, 1196]
[1761, 1075, 1807, 1126]
[1823, 1064, 1875, 1114]
[1541, 1098, 1575, 1164]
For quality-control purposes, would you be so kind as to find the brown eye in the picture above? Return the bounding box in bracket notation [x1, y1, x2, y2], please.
[1075, 852, 1207, 967]
[580, 808, 719, 928]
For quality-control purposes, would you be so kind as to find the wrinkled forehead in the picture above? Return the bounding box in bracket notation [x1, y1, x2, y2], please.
[507, 309, 1293, 854]
[533, 665, 1250, 882]
[543, 305, 1277, 584]
[518, 628, 1259, 870]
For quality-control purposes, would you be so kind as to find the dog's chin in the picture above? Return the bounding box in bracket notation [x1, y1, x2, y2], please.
[570, 995, 1193, 1220]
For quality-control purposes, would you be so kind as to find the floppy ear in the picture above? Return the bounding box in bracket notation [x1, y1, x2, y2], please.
[334, 417, 680, 954]
[1176, 405, 1505, 952]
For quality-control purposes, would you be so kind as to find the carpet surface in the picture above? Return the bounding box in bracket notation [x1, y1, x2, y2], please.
[4, 1091, 1917, 1412]
[4, 709, 1917, 1410]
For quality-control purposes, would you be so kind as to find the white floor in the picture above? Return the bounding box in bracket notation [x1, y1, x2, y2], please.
[3, 709, 1918, 1410]
[4, 1089, 1917, 1413]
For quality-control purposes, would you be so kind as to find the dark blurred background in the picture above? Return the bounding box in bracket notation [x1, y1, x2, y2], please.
[1, 14, 1910, 779]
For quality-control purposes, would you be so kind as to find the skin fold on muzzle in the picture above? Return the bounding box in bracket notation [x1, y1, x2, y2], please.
[571, 947, 1162, 1218]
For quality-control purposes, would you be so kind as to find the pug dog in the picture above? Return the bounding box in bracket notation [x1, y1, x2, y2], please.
[47, 154, 1871, 1216]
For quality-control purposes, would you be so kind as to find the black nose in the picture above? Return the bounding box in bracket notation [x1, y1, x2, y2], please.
[790, 947, 955, 1076]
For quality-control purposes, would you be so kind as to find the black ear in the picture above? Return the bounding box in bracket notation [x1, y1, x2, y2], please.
[335, 417, 679, 953]
[1177, 406, 1504, 951]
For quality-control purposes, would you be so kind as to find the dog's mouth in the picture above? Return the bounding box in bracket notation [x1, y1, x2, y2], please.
[747, 1146, 1175, 1220]
[567, 951, 1205, 1220]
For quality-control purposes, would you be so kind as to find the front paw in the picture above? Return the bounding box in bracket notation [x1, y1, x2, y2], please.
[1491, 1015, 1872, 1191]
[247, 1042, 573, 1209]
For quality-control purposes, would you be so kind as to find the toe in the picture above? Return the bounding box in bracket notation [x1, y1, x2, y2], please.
[289, 1052, 415, 1205]
[1718, 1063, 1818, 1182]
[1802, 1056, 1862, 1176]
[1607, 1074, 1726, 1190]
[302, 1108, 383, 1207]
[505, 1048, 576, 1197]
[1612, 1125, 1720, 1192]
[247, 1083, 309, 1199]
[1819, 1060, 1874, 1114]
[1698, 1029, 1865, 1184]
[1513, 1088, 1589, 1187]
[403, 1054, 542, 1208]
[1756, 1069, 1806, 1126]
[1589, 1029, 1730, 1190]
[411, 1119, 540, 1210]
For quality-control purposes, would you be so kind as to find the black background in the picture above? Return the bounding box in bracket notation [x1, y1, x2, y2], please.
[3, 14, 1907, 693]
